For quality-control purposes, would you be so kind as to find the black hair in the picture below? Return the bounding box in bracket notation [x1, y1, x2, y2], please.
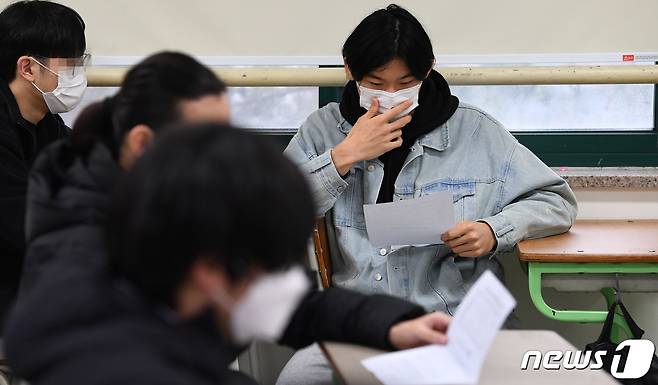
[70, 51, 227, 158]
[107, 124, 315, 306]
[342, 4, 434, 81]
[0, 0, 86, 81]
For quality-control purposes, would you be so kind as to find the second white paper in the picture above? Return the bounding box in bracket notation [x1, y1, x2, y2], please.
[362, 271, 516, 385]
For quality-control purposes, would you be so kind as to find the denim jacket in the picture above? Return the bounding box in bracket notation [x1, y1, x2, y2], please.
[284, 102, 578, 314]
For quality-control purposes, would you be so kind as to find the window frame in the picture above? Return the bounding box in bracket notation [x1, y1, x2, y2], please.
[313, 83, 658, 167]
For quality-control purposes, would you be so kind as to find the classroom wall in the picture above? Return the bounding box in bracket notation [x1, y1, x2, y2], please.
[2, 0, 658, 57]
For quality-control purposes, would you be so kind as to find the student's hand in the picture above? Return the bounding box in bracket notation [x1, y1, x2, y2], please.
[331, 99, 413, 176]
[441, 221, 497, 257]
[388, 312, 452, 350]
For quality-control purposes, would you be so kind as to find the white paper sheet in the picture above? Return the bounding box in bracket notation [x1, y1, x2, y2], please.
[362, 271, 516, 385]
[363, 191, 455, 247]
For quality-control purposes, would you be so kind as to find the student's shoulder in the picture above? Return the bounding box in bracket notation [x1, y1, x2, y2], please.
[452, 103, 506, 130]
[301, 102, 343, 131]
[74, 341, 255, 385]
[451, 102, 517, 144]
[293, 102, 344, 148]
[45, 346, 184, 385]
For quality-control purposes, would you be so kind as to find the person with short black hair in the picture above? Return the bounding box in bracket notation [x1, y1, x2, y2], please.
[0, 0, 88, 330]
[280, 4, 578, 384]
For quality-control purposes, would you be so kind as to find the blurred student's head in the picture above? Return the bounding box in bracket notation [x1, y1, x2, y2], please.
[71, 51, 229, 169]
[107, 124, 315, 343]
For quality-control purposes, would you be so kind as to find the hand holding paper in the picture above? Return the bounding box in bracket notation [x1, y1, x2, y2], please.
[388, 312, 452, 349]
[363, 191, 455, 247]
[362, 271, 516, 385]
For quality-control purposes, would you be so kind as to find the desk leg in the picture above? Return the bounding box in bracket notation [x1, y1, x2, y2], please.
[527, 262, 656, 343]
[528, 262, 610, 323]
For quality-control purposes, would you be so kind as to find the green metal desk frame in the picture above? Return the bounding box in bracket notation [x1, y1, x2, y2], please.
[528, 262, 658, 343]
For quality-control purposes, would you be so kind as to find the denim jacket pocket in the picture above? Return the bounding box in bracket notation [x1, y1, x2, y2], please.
[420, 179, 476, 222]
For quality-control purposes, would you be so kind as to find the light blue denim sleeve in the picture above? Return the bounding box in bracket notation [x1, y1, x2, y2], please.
[284, 111, 348, 216]
[480, 140, 578, 253]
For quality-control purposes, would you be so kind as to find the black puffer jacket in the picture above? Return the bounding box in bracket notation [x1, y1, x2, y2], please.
[4, 140, 424, 385]
[0, 80, 69, 329]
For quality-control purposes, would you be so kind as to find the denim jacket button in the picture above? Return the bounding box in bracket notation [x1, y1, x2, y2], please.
[379, 248, 387, 256]
[367, 165, 375, 172]
[374, 273, 383, 281]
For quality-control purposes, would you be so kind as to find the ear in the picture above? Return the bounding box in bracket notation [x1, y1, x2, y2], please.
[343, 58, 354, 81]
[119, 124, 155, 170]
[125, 124, 155, 159]
[15, 56, 37, 83]
[218, 93, 231, 123]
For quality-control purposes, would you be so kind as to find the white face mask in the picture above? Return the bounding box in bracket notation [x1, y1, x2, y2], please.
[213, 266, 310, 344]
[30, 58, 87, 114]
[358, 82, 422, 119]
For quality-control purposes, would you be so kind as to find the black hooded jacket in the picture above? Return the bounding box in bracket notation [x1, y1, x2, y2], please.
[4, 139, 425, 385]
[0, 80, 69, 329]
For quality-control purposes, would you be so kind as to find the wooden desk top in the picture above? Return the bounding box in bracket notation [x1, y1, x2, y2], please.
[517, 220, 658, 263]
[321, 330, 618, 385]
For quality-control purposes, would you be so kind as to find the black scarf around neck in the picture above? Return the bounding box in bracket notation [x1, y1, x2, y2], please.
[339, 70, 459, 203]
